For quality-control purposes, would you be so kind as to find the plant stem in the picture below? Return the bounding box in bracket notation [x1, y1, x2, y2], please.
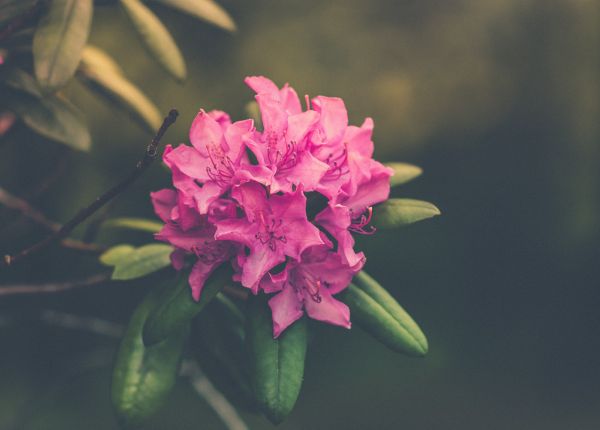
[0, 273, 110, 297]
[1, 109, 178, 268]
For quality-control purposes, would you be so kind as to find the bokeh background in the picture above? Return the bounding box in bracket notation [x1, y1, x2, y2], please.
[1, 0, 599, 429]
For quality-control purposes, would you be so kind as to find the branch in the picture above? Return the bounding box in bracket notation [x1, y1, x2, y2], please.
[40, 309, 124, 338]
[1, 109, 178, 268]
[181, 361, 249, 430]
[0, 185, 105, 253]
[0, 273, 110, 297]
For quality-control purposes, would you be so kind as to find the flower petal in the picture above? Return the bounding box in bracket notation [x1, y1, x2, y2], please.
[304, 287, 351, 329]
[150, 189, 177, 222]
[245, 75, 280, 95]
[189, 110, 224, 157]
[312, 96, 348, 145]
[268, 286, 304, 338]
[189, 259, 222, 301]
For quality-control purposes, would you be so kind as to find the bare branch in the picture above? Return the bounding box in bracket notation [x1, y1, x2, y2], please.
[0, 186, 106, 253]
[0, 273, 110, 297]
[40, 310, 124, 338]
[181, 361, 249, 430]
[1, 109, 178, 268]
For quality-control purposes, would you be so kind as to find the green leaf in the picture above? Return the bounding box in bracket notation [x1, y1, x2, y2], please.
[78, 45, 162, 132]
[5, 88, 91, 151]
[120, 0, 187, 80]
[103, 243, 173, 280]
[191, 294, 257, 411]
[143, 264, 232, 345]
[149, 0, 236, 32]
[387, 162, 422, 187]
[0, 67, 42, 97]
[111, 287, 188, 428]
[103, 217, 163, 233]
[100, 244, 135, 266]
[341, 271, 428, 356]
[373, 198, 440, 229]
[246, 295, 307, 424]
[33, 0, 93, 92]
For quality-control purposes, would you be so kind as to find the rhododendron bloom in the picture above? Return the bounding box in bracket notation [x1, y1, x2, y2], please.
[265, 246, 358, 338]
[151, 75, 393, 337]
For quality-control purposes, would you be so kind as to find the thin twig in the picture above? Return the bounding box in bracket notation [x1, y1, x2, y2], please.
[0, 185, 105, 253]
[181, 361, 249, 430]
[0, 273, 110, 297]
[1, 109, 178, 268]
[40, 310, 125, 338]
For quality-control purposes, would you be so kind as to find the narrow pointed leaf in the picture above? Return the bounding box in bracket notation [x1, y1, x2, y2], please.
[246, 295, 307, 424]
[104, 243, 173, 280]
[100, 244, 136, 266]
[5, 89, 91, 150]
[103, 217, 163, 233]
[0, 67, 42, 97]
[341, 271, 428, 356]
[120, 0, 186, 80]
[149, 0, 236, 31]
[373, 198, 440, 229]
[33, 0, 93, 92]
[78, 45, 162, 132]
[112, 287, 188, 428]
[143, 264, 232, 345]
[387, 162, 423, 187]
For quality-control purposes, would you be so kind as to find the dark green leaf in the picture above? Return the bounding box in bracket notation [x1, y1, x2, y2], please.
[120, 0, 186, 80]
[102, 217, 163, 233]
[5, 87, 91, 151]
[373, 198, 440, 229]
[191, 294, 257, 411]
[100, 243, 172, 280]
[111, 287, 188, 428]
[33, 0, 93, 92]
[341, 271, 428, 356]
[143, 264, 232, 345]
[387, 162, 423, 187]
[78, 45, 162, 132]
[246, 295, 307, 424]
[148, 0, 236, 31]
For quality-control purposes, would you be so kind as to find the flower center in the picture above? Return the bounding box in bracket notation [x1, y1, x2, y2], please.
[206, 143, 235, 186]
[323, 147, 349, 180]
[191, 240, 230, 264]
[254, 210, 287, 251]
[265, 132, 298, 172]
[349, 206, 376, 235]
[291, 270, 323, 303]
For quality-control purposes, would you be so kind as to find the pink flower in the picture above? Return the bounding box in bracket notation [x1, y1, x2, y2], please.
[214, 181, 323, 292]
[151, 190, 237, 300]
[264, 246, 359, 337]
[150, 75, 397, 337]
[244, 76, 330, 194]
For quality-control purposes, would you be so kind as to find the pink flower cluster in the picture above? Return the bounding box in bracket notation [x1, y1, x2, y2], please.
[152, 76, 392, 337]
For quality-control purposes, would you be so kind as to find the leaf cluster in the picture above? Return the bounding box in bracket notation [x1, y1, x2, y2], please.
[0, 0, 236, 149]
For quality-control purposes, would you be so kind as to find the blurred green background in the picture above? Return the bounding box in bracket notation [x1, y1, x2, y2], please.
[1, 0, 599, 429]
